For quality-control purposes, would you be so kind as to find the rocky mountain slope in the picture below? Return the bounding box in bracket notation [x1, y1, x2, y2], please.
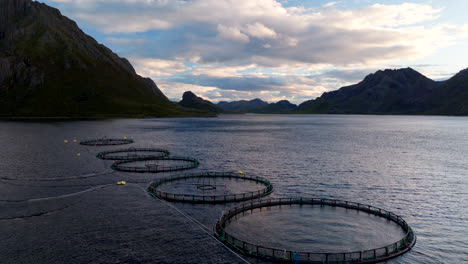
[427, 68, 468, 115]
[297, 68, 444, 114]
[0, 0, 190, 117]
[178, 91, 223, 113]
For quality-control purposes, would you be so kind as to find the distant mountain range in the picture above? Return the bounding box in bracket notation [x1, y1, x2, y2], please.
[0, 0, 200, 117]
[218, 98, 268, 112]
[217, 98, 297, 113]
[179, 96, 298, 114]
[182, 67, 468, 116]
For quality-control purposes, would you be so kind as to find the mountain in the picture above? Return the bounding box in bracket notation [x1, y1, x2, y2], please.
[218, 98, 297, 113]
[255, 100, 297, 113]
[297, 68, 439, 114]
[0, 0, 192, 117]
[218, 99, 268, 112]
[217, 67, 467, 116]
[178, 91, 223, 113]
[428, 68, 468, 115]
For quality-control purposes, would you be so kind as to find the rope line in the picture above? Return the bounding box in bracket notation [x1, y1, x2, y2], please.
[0, 180, 113, 188]
[0, 184, 115, 203]
[0, 170, 115, 182]
[133, 183, 251, 264]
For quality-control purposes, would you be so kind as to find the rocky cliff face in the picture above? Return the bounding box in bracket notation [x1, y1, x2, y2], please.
[0, 0, 183, 117]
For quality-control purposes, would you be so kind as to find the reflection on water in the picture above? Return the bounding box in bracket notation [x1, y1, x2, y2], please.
[1, 114, 467, 263]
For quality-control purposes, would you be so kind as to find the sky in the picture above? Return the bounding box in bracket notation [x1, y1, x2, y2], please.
[40, 0, 468, 104]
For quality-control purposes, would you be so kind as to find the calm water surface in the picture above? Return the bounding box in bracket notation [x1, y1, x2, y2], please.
[224, 205, 406, 253]
[0, 114, 467, 263]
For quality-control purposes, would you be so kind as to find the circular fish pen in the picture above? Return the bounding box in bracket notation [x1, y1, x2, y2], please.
[215, 198, 416, 264]
[111, 156, 200, 173]
[80, 137, 134, 146]
[148, 172, 273, 203]
[96, 148, 170, 161]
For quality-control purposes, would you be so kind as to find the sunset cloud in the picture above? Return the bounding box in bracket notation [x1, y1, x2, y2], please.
[43, 0, 468, 103]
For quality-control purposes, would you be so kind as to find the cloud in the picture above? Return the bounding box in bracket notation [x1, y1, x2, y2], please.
[307, 69, 373, 82]
[42, 0, 468, 103]
[155, 81, 219, 102]
[173, 75, 286, 92]
[318, 3, 441, 28]
[216, 24, 250, 43]
[156, 80, 317, 104]
[74, 13, 171, 33]
[244, 23, 277, 38]
[129, 57, 189, 77]
[323, 2, 340, 8]
[459, 24, 468, 38]
[51, 0, 466, 66]
[192, 64, 257, 77]
[105, 37, 148, 46]
[134, 56, 367, 103]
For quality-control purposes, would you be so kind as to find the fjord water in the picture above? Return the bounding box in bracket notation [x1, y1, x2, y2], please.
[0, 115, 467, 263]
[224, 204, 407, 253]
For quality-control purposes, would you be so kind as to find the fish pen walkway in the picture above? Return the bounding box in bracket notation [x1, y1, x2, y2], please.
[148, 172, 273, 204]
[215, 198, 416, 264]
[111, 156, 200, 173]
[80, 138, 134, 146]
[96, 147, 170, 160]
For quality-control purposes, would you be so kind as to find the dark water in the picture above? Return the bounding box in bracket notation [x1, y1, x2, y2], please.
[1, 115, 467, 263]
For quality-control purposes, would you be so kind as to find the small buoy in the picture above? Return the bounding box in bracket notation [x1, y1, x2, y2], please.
[76, 153, 81, 156]
[64, 140, 69, 143]
[238, 171, 244, 174]
[123, 137, 127, 139]
[73, 139, 77, 142]
[117, 181, 126, 185]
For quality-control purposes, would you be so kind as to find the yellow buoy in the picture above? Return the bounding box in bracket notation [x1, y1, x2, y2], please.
[76, 153, 81, 156]
[238, 171, 244, 174]
[73, 139, 77, 142]
[64, 140, 69, 143]
[117, 181, 126, 185]
[123, 137, 127, 139]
